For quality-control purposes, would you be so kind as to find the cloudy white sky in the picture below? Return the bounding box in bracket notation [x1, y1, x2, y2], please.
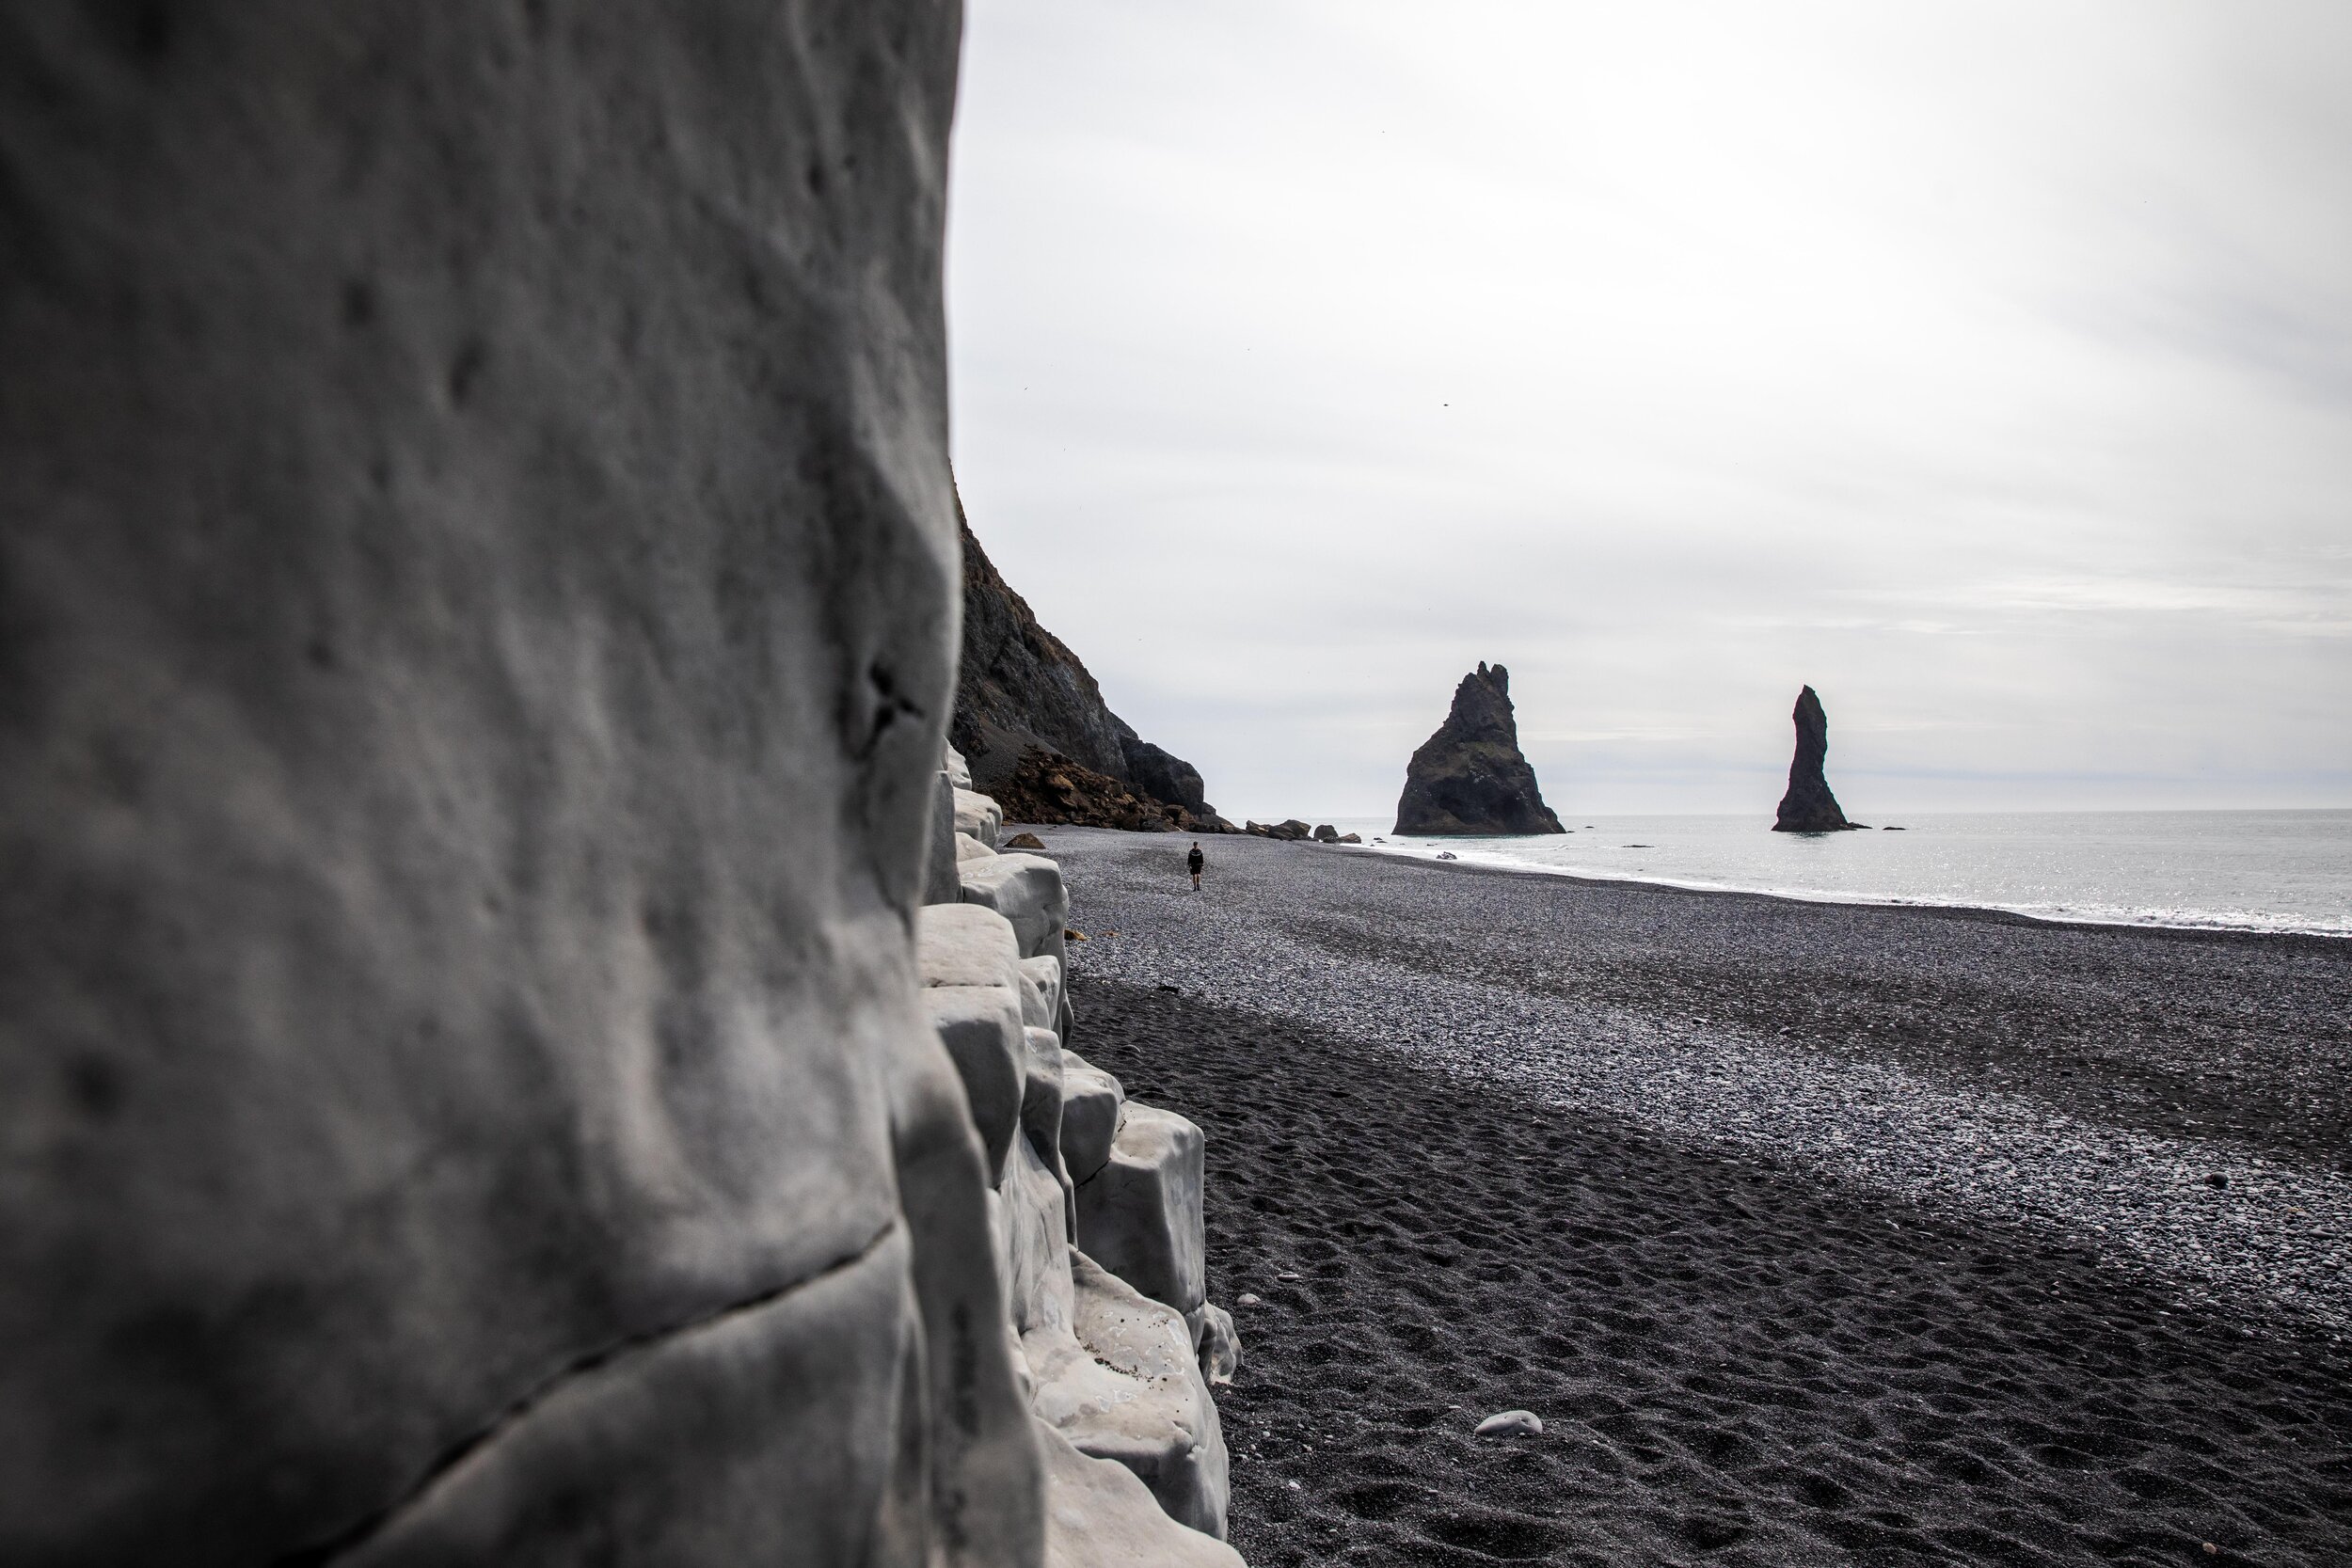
[945, 1, 2352, 820]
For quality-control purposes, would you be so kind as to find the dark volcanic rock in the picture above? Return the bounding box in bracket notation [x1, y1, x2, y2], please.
[994, 748, 1213, 833]
[1119, 732, 1220, 826]
[1773, 685, 1863, 832]
[952, 515, 1230, 830]
[1394, 664, 1565, 836]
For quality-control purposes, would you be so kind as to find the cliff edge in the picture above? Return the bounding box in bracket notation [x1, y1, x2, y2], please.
[953, 514, 1230, 832]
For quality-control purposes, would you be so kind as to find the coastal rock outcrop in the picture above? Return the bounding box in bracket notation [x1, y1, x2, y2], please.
[1773, 685, 1864, 832]
[1029, 1254, 1232, 1538]
[955, 515, 1232, 832]
[1395, 664, 1566, 835]
[939, 772, 1242, 1555]
[0, 8, 1235, 1564]
[996, 748, 1217, 833]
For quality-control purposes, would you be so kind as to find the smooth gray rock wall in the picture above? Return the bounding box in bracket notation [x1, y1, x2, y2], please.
[1060, 1053, 1129, 1185]
[0, 5, 1042, 1565]
[929, 772, 965, 905]
[1074, 1102, 1208, 1318]
[961, 852, 1071, 972]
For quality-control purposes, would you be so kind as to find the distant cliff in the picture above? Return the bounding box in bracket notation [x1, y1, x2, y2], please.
[1773, 685, 1863, 832]
[952, 513, 1230, 832]
[1395, 663, 1565, 835]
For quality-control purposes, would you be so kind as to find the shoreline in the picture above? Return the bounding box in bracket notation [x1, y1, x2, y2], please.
[1343, 839, 2352, 947]
[1035, 825, 2352, 1330]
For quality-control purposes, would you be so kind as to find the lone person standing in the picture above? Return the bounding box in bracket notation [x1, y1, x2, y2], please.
[1186, 841, 1205, 891]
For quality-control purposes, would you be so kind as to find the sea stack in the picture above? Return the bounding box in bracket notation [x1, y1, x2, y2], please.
[1772, 685, 1862, 832]
[1395, 663, 1566, 835]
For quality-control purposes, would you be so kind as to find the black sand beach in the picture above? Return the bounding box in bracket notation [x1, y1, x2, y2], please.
[1042, 830, 2352, 1566]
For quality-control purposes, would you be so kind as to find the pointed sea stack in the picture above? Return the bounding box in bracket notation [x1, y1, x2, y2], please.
[1395, 663, 1565, 835]
[1772, 685, 1863, 832]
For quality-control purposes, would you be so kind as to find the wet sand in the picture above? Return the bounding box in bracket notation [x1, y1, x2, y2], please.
[1040, 830, 2352, 1566]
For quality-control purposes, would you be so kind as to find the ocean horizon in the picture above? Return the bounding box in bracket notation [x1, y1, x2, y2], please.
[1305, 807, 2352, 939]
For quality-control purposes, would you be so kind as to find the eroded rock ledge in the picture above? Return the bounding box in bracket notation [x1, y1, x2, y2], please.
[927, 750, 1247, 1565]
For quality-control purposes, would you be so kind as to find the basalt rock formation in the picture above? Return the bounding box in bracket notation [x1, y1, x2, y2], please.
[955, 515, 1231, 830]
[937, 765, 1245, 1560]
[996, 750, 1210, 833]
[1773, 685, 1864, 832]
[0, 8, 1238, 1565]
[1395, 664, 1566, 836]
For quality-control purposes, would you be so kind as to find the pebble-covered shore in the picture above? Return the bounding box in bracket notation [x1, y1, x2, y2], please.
[1041, 828, 2352, 1338]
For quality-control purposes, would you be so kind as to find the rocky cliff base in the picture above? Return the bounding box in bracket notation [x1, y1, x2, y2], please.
[955, 518, 1231, 832]
[929, 755, 1245, 1564]
[992, 748, 1224, 834]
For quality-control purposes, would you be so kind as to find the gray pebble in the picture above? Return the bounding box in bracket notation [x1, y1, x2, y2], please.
[1476, 1410, 1544, 1436]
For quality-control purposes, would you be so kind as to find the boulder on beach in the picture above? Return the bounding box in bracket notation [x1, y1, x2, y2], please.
[1772, 685, 1864, 832]
[1475, 1409, 1545, 1437]
[1004, 830, 1047, 849]
[1246, 818, 1314, 841]
[1395, 663, 1565, 835]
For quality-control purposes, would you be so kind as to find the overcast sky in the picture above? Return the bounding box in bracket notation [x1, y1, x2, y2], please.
[945, 1, 2352, 820]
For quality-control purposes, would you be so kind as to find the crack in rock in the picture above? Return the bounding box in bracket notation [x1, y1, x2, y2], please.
[271, 1217, 901, 1566]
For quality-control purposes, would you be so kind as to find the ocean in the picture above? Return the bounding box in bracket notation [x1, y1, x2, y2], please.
[1318, 809, 2352, 938]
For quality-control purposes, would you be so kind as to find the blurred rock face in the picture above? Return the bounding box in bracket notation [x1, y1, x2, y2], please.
[0, 4, 1048, 1564]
